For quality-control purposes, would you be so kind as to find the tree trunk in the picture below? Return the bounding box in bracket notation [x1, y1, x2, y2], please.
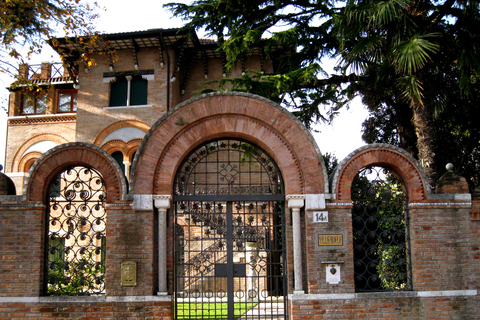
[412, 100, 437, 187]
[393, 100, 418, 158]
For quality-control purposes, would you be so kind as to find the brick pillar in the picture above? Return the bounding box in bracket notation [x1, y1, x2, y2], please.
[435, 163, 469, 194]
[41, 62, 51, 79]
[18, 64, 29, 80]
[470, 187, 480, 220]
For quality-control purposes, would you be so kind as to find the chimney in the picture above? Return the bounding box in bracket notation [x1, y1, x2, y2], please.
[18, 64, 29, 80]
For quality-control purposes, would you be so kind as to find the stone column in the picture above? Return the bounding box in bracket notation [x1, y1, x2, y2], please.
[123, 160, 131, 182]
[154, 195, 172, 295]
[286, 195, 305, 294]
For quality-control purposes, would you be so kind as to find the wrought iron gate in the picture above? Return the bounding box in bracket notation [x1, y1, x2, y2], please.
[351, 166, 412, 292]
[173, 139, 287, 320]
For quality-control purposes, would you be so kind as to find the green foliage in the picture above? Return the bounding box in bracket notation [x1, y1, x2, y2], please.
[47, 245, 105, 296]
[166, 0, 480, 186]
[196, 70, 282, 103]
[351, 167, 409, 291]
[322, 152, 338, 177]
[0, 0, 101, 76]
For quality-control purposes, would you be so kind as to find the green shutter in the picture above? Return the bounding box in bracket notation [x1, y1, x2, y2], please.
[109, 77, 128, 106]
[130, 76, 148, 105]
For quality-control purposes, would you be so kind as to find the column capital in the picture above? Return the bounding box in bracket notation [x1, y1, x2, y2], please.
[153, 194, 172, 210]
[286, 194, 305, 209]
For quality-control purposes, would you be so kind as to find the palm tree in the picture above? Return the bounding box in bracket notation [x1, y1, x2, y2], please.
[334, 0, 480, 185]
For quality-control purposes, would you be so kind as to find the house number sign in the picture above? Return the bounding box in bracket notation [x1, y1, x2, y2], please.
[313, 211, 328, 223]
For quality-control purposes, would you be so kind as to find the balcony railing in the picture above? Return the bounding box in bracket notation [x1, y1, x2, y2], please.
[18, 62, 77, 85]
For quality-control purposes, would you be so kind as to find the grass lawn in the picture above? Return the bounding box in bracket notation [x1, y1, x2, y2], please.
[176, 301, 258, 319]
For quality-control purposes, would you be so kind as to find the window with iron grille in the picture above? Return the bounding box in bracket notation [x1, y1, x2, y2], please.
[46, 166, 107, 296]
[351, 166, 412, 292]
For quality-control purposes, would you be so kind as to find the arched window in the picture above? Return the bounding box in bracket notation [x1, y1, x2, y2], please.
[111, 151, 125, 176]
[351, 166, 412, 292]
[46, 166, 106, 295]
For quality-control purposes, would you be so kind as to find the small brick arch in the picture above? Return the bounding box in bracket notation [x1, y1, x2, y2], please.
[18, 151, 43, 173]
[25, 142, 127, 202]
[93, 120, 150, 147]
[101, 138, 142, 162]
[332, 144, 430, 202]
[131, 92, 328, 196]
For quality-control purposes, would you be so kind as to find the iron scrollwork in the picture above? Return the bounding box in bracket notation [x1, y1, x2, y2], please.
[174, 139, 282, 196]
[47, 166, 106, 295]
[351, 166, 412, 292]
[174, 139, 287, 320]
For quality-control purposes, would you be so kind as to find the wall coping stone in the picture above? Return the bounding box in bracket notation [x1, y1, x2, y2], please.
[0, 295, 172, 304]
[428, 193, 472, 201]
[289, 289, 478, 301]
[0, 195, 26, 202]
[408, 201, 472, 208]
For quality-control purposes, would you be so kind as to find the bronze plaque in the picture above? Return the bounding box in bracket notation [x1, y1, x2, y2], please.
[318, 234, 344, 246]
[121, 260, 137, 286]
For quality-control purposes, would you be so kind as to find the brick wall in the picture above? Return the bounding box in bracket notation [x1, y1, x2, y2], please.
[0, 300, 172, 319]
[290, 295, 480, 319]
[0, 205, 45, 297]
[1, 96, 479, 319]
[106, 206, 156, 296]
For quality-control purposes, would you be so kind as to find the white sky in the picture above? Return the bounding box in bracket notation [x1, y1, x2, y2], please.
[0, 0, 368, 169]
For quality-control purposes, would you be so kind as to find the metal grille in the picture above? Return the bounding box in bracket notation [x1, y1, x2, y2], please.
[46, 166, 106, 295]
[174, 139, 287, 320]
[351, 166, 412, 292]
[174, 139, 282, 197]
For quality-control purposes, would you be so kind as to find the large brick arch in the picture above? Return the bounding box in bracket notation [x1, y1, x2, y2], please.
[331, 144, 430, 202]
[131, 92, 328, 195]
[25, 142, 127, 202]
[11, 133, 69, 172]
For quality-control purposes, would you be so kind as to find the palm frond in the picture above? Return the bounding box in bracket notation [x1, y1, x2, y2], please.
[369, 0, 408, 28]
[396, 75, 424, 105]
[392, 33, 439, 73]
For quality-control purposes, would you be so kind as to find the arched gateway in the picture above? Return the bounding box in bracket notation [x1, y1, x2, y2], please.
[131, 92, 328, 320]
